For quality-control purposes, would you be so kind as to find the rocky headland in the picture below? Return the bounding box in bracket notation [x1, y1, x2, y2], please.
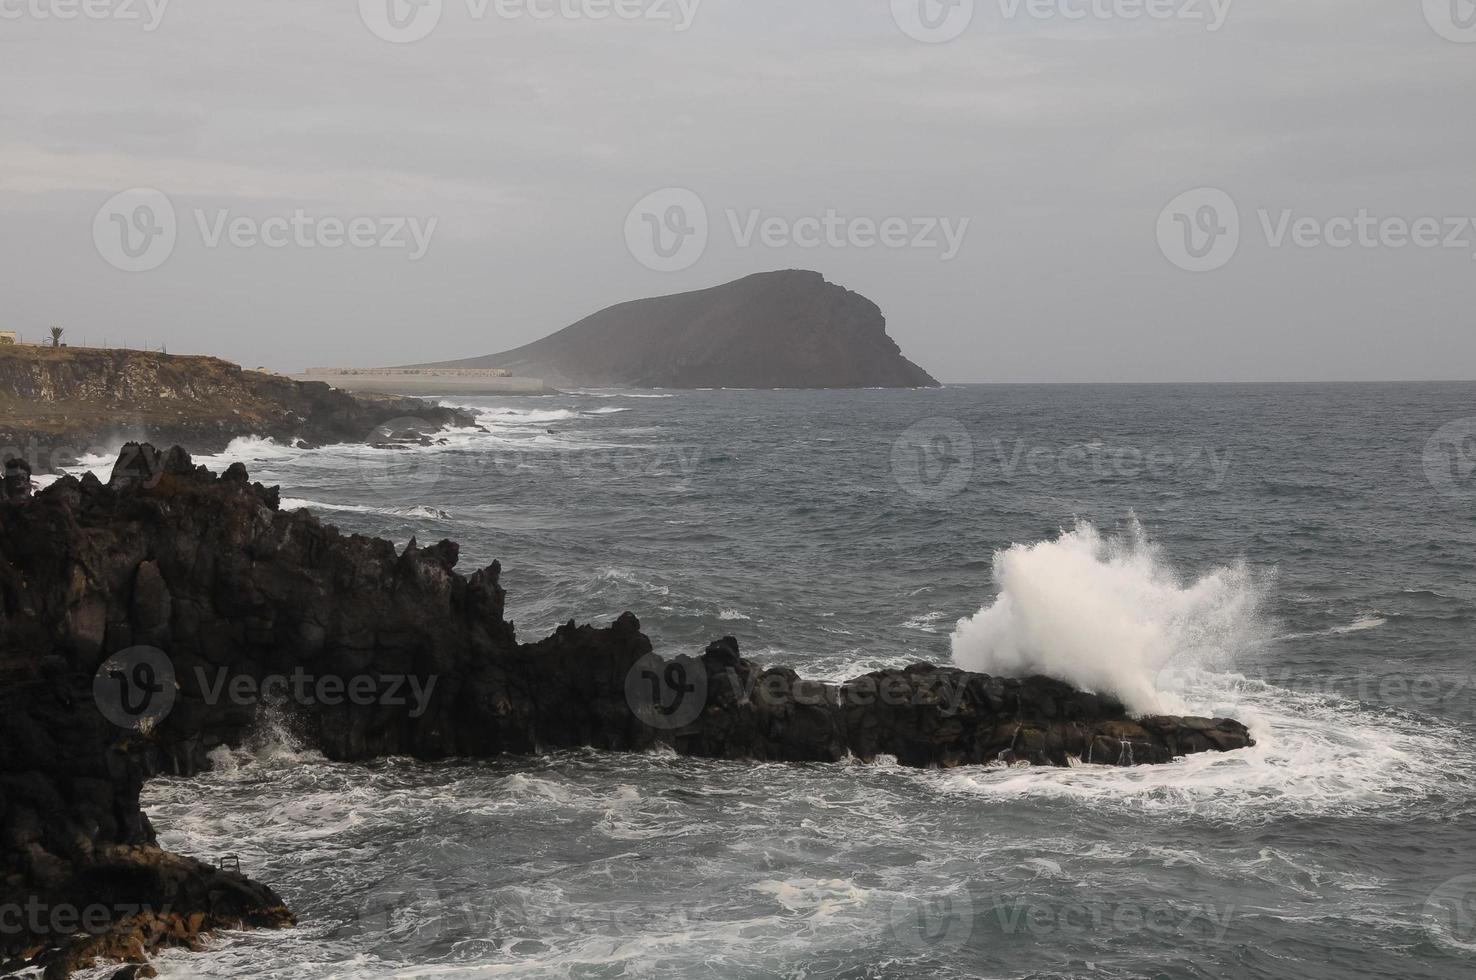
[0, 346, 474, 473]
[410, 270, 941, 389]
[0, 445, 1252, 977]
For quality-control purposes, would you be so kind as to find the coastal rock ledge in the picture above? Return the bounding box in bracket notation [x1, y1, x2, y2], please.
[0, 445, 1253, 977]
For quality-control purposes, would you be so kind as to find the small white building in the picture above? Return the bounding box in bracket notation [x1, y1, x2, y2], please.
[0, 331, 19, 345]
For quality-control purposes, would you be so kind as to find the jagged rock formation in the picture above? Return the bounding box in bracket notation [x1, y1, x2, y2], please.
[0, 346, 473, 471]
[0, 445, 1251, 976]
[413, 270, 941, 389]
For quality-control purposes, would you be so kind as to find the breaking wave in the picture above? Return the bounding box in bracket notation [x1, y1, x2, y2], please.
[950, 519, 1269, 714]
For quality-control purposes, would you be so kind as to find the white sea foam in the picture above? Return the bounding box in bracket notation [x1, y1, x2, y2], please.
[597, 568, 671, 597]
[207, 435, 304, 465]
[1330, 614, 1388, 634]
[900, 610, 950, 633]
[280, 498, 451, 520]
[474, 407, 579, 425]
[935, 521, 1476, 817]
[565, 390, 677, 399]
[1279, 614, 1389, 640]
[949, 518, 1268, 714]
[31, 449, 118, 489]
[931, 668, 1476, 821]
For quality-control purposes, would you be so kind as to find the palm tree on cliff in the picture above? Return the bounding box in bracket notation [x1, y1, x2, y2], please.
[49, 326, 63, 348]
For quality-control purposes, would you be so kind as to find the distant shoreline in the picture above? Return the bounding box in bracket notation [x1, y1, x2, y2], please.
[0, 347, 473, 465]
[294, 371, 553, 396]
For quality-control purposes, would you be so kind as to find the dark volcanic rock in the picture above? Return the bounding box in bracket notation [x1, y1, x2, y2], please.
[0, 456, 30, 503]
[410, 270, 941, 389]
[0, 444, 1252, 975]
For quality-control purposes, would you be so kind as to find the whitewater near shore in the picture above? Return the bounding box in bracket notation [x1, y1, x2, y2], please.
[49, 382, 1476, 980]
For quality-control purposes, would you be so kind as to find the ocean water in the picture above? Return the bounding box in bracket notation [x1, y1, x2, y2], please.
[71, 384, 1476, 979]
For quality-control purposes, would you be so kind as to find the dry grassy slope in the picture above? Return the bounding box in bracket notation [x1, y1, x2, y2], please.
[0, 347, 468, 464]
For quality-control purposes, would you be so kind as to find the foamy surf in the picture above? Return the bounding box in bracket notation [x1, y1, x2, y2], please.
[950, 518, 1269, 714]
[564, 390, 676, 399]
[280, 498, 452, 521]
[1278, 614, 1390, 640]
[929, 518, 1476, 819]
[931, 666, 1476, 822]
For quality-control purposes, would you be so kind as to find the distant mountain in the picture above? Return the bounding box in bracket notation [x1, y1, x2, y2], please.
[412, 271, 940, 389]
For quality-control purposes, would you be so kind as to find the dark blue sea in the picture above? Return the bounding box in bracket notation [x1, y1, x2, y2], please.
[66, 383, 1476, 979]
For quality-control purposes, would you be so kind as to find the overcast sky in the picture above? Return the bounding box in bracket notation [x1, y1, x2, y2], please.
[2, 0, 1473, 381]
